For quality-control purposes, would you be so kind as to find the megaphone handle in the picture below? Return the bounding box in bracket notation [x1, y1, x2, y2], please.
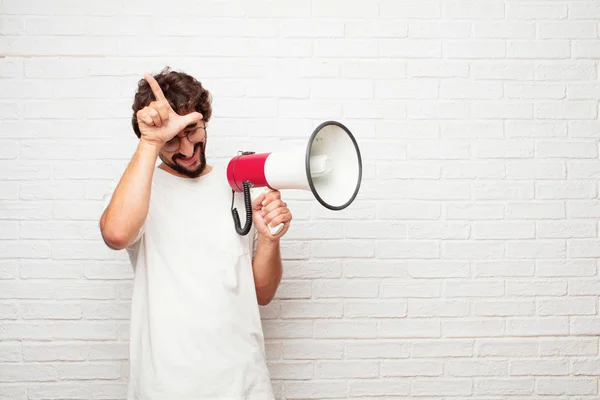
[268, 222, 284, 236]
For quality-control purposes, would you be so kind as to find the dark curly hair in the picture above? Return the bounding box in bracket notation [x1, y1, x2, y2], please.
[131, 66, 212, 138]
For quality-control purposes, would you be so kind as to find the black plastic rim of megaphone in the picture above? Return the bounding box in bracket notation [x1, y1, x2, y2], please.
[306, 120, 363, 211]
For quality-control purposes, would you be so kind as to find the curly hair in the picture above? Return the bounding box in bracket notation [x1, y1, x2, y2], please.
[131, 66, 212, 138]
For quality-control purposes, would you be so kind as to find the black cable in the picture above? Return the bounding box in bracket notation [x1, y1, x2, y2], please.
[231, 180, 253, 236]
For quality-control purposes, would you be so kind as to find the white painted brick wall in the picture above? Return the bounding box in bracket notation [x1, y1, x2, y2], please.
[1, 0, 599, 398]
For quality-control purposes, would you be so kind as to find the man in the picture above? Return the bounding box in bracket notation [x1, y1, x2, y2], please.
[99, 67, 291, 399]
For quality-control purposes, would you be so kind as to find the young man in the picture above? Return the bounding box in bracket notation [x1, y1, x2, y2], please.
[99, 67, 291, 399]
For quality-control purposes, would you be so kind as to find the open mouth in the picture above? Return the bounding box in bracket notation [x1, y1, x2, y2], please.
[177, 149, 198, 166]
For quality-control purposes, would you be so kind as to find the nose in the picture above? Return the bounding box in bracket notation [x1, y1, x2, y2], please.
[179, 137, 195, 157]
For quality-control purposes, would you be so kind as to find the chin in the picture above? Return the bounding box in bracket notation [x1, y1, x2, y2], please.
[163, 143, 207, 178]
[185, 164, 206, 178]
[173, 158, 206, 178]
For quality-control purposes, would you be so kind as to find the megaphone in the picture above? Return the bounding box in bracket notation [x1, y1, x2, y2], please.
[227, 120, 362, 236]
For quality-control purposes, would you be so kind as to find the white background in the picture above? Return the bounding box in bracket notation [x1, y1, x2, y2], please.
[1, 0, 600, 399]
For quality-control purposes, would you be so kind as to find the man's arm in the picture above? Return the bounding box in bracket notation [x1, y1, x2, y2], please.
[252, 235, 283, 306]
[100, 72, 203, 250]
[100, 140, 160, 250]
[250, 190, 292, 305]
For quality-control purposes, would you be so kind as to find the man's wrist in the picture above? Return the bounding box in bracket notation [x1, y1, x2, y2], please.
[138, 138, 163, 156]
[257, 232, 280, 248]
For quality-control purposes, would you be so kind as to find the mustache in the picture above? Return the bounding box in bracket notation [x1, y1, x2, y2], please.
[172, 142, 203, 161]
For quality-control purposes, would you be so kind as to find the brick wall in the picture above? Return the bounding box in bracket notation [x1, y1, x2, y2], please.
[1, 0, 599, 398]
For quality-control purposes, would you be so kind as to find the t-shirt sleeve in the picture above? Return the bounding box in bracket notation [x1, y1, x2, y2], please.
[100, 181, 145, 250]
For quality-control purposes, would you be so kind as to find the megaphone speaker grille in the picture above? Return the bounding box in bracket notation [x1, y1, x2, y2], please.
[306, 121, 362, 211]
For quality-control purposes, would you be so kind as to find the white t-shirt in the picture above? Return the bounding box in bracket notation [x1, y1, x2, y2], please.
[102, 163, 274, 400]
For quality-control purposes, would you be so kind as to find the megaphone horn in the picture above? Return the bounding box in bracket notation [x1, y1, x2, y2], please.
[227, 120, 362, 236]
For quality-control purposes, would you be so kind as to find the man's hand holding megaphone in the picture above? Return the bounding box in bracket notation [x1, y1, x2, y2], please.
[251, 190, 292, 240]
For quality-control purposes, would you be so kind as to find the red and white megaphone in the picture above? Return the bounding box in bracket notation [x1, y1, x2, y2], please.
[227, 120, 362, 235]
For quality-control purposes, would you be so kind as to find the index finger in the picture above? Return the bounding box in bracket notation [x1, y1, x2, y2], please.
[144, 73, 166, 102]
[264, 190, 281, 202]
[252, 193, 266, 210]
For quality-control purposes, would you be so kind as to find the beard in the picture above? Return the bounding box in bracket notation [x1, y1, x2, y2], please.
[160, 141, 207, 178]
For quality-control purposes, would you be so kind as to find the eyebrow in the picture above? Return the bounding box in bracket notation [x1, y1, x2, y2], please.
[184, 123, 198, 130]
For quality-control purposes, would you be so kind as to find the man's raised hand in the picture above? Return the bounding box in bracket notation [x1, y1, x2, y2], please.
[136, 73, 203, 148]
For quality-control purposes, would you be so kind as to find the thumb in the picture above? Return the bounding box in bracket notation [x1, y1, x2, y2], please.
[178, 111, 203, 128]
[252, 193, 265, 211]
